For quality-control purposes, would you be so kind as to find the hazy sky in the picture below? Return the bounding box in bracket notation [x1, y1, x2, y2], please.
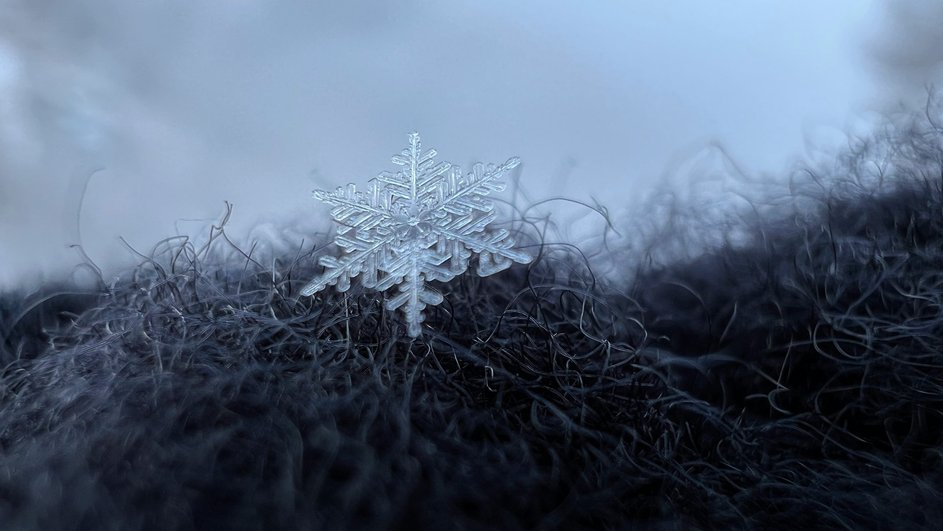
[1, 1, 941, 287]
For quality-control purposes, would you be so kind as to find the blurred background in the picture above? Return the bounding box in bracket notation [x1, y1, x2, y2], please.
[1, 0, 941, 288]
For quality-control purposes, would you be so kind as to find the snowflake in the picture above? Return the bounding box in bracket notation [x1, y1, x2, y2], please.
[301, 132, 532, 337]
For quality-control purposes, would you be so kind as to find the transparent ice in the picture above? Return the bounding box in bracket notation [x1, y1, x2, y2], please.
[301, 132, 532, 337]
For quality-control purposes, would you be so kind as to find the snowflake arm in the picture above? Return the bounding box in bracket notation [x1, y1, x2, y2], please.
[435, 225, 532, 276]
[299, 182, 398, 295]
[302, 132, 532, 337]
[315, 183, 392, 232]
[382, 241, 449, 338]
[299, 231, 394, 295]
[428, 158, 529, 276]
[434, 158, 521, 215]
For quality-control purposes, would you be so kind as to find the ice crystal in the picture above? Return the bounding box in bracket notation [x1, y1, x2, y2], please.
[301, 132, 532, 337]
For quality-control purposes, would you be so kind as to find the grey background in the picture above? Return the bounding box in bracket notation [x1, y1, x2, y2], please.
[1, 0, 941, 288]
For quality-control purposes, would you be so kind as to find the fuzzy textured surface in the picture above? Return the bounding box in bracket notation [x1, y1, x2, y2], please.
[2, 109, 943, 530]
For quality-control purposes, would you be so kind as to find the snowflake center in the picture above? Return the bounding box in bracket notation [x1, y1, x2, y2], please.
[394, 214, 433, 240]
[393, 202, 431, 237]
[404, 202, 423, 222]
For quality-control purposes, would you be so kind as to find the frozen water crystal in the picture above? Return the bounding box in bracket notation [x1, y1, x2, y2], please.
[301, 132, 532, 337]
